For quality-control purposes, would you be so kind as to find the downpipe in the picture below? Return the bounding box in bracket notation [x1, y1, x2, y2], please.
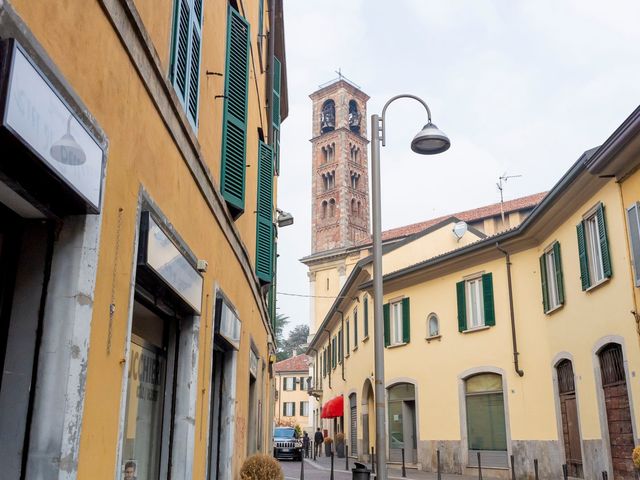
[496, 243, 524, 377]
[337, 311, 345, 381]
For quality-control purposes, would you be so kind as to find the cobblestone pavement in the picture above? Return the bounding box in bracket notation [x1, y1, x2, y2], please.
[279, 455, 479, 480]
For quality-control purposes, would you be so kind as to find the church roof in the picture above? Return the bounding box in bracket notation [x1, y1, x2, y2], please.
[378, 192, 547, 243]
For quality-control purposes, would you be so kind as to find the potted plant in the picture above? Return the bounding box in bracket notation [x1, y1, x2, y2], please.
[240, 453, 284, 480]
[633, 446, 640, 479]
[335, 432, 345, 458]
[324, 436, 333, 457]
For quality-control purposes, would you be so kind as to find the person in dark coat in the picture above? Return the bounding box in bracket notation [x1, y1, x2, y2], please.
[302, 432, 310, 458]
[314, 428, 324, 457]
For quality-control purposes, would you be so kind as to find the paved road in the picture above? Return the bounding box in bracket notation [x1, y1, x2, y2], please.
[279, 458, 352, 480]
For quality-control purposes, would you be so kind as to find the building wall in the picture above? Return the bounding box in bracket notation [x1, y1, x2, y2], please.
[309, 176, 640, 478]
[7, 0, 281, 478]
[275, 371, 312, 429]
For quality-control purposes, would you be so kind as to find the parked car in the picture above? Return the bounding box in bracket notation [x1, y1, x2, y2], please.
[273, 427, 303, 460]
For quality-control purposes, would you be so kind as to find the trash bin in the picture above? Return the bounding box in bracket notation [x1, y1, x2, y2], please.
[352, 462, 371, 480]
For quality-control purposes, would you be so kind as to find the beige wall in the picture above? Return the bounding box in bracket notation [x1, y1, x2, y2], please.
[275, 372, 312, 429]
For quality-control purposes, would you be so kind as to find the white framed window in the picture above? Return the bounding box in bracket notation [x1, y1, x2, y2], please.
[283, 377, 295, 391]
[626, 202, 640, 286]
[540, 242, 564, 313]
[391, 300, 403, 345]
[427, 313, 439, 337]
[300, 401, 309, 417]
[466, 277, 485, 328]
[577, 203, 611, 290]
[283, 402, 295, 417]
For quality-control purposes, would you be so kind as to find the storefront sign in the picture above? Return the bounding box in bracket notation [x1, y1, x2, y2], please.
[1, 40, 104, 211]
[249, 349, 258, 378]
[141, 213, 203, 313]
[216, 297, 241, 350]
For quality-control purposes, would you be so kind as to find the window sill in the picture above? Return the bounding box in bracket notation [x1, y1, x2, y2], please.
[345, 353, 350, 359]
[425, 334, 442, 343]
[544, 304, 563, 315]
[585, 276, 610, 293]
[462, 325, 491, 334]
[362, 336, 370, 343]
[353, 346, 358, 352]
[386, 342, 407, 349]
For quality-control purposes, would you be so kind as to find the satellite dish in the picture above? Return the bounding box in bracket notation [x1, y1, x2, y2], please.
[452, 221, 468, 241]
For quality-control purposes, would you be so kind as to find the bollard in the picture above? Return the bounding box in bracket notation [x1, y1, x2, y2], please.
[562, 464, 568, 480]
[401, 447, 407, 477]
[437, 449, 441, 480]
[313, 441, 316, 461]
[371, 447, 375, 474]
[510, 455, 516, 480]
[534, 459, 539, 480]
[602, 472, 608, 480]
[346, 445, 349, 470]
[330, 452, 334, 480]
[477, 451, 483, 480]
[300, 453, 304, 480]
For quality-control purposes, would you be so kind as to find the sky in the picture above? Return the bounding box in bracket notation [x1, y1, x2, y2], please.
[275, 0, 640, 333]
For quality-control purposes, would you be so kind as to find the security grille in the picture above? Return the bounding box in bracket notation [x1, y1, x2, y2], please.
[599, 344, 625, 386]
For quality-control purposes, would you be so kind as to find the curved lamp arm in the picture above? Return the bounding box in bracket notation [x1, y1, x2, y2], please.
[380, 94, 432, 146]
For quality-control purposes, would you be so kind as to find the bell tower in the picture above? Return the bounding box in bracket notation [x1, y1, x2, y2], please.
[310, 79, 370, 253]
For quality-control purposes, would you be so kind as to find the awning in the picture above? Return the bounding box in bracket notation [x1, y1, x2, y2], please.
[321, 395, 344, 418]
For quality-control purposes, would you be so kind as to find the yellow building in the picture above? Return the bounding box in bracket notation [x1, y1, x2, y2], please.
[307, 107, 640, 479]
[274, 354, 312, 431]
[0, 0, 288, 478]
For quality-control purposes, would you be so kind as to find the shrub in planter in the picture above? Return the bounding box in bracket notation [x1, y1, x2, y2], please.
[633, 446, 640, 478]
[324, 437, 333, 456]
[240, 454, 284, 480]
[335, 433, 345, 458]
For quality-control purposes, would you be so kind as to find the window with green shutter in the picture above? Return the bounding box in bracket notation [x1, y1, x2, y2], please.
[363, 296, 369, 338]
[255, 141, 274, 282]
[383, 299, 409, 347]
[383, 303, 390, 347]
[457, 274, 495, 331]
[272, 56, 282, 175]
[353, 306, 359, 346]
[402, 297, 411, 343]
[220, 6, 250, 217]
[539, 242, 565, 313]
[170, 0, 203, 127]
[577, 203, 612, 290]
[346, 320, 350, 354]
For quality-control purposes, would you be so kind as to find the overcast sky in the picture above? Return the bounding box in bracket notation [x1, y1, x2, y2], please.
[275, 0, 640, 333]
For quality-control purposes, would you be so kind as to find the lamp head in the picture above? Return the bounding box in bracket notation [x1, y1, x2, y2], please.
[411, 122, 450, 155]
[276, 209, 294, 227]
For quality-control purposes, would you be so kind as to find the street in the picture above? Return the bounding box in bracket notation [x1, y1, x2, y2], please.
[279, 459, 352, 480]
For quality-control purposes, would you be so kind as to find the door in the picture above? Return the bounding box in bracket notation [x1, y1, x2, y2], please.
[599, 344, 635, 480]
[557, 360, 583, 478]
[387, 383, 416, 463]
[402, 401, 417, 463]
[350, 394, 357, 455]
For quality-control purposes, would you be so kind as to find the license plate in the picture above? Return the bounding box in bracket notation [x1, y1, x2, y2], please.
[281, 448, 291, 453]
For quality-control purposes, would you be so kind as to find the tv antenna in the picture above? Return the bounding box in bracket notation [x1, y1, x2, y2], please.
[496, 173, 522, 223]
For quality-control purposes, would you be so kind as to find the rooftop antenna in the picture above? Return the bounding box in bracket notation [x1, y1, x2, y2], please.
[497, 173, 522, 223]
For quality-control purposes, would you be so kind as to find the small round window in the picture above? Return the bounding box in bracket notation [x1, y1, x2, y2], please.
[428, 314, 439, 337]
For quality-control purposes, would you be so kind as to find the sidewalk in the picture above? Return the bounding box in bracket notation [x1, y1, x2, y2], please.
[304, 454, 478, 480]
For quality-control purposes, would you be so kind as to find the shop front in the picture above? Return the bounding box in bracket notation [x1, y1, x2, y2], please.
[0, 36, 107, 478]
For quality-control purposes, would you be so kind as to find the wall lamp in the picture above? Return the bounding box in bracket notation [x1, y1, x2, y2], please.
[276, 208, 294, 227]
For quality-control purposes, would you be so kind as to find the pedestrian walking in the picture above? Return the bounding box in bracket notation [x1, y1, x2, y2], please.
[302, 432, 310, 458]
[314, 428, 324, 458]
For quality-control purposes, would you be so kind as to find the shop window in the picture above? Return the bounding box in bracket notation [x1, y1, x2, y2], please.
[465, 373, 508, 468]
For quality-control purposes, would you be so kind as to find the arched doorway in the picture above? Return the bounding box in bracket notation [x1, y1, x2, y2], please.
[387, 383, 417, 463]
[555, 359, 583, 477]
[361, 378, 374, 460]
[598, 343, 635, 479]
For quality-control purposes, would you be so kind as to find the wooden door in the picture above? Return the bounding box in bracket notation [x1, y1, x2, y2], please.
[599, 344, 635, 479]
[557, 360, 583, 477]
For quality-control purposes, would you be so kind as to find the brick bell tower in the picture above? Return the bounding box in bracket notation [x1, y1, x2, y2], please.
[310, 79, 370, 253]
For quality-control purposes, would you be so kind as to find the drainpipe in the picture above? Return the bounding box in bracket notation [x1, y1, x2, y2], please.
[337, 310, 346, 381]
[324, 329, 332, 389]
[496, 243, 525, 377]
[266, 0, 276, 143]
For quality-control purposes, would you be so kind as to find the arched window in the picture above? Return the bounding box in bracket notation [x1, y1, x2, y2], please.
[465, 373, 507, 467]
[321, 201, 328, 219]
[329, 199, 336, 218]
[357, 201, 361, 217]
[427, 313, 439, 337]
[321, 146, 328, 164]
[351, 199, 356, 215]
[321, 100, 335, 133]
[348, 100, 360, 133]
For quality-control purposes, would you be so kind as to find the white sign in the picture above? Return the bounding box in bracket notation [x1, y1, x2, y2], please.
[145, 215, 203, 313]
[218, 299, 241, 350]
[3, 44, 104, 211]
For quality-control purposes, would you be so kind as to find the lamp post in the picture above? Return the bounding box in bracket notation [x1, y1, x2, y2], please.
[370, 95, 450, 479]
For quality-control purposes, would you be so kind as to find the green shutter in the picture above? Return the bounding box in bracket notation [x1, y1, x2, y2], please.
[553, 242, 565, 305]
[283, 403, 286, 416]
[576, 222, 590, 290]
[383, 303, 390, 347]
[272, 56, 282, 175]
[597, 204, 612, 278]
[363, 297, 369, 337]
[456, 281, 467, 332]
[220, 6, 250, 214]
[402, 297, 410, 344]
[346, 321, 350, 354]
[539, 254, 549, 312]
[255, 142, 274, 282]
[354, 309, 358, 344]
[170, 0, 202, 126]
[482, 273, 495, 326]
[292, 403, 295, 416]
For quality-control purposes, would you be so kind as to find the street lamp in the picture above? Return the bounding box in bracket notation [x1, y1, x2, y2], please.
[370, 94, 450, 479]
